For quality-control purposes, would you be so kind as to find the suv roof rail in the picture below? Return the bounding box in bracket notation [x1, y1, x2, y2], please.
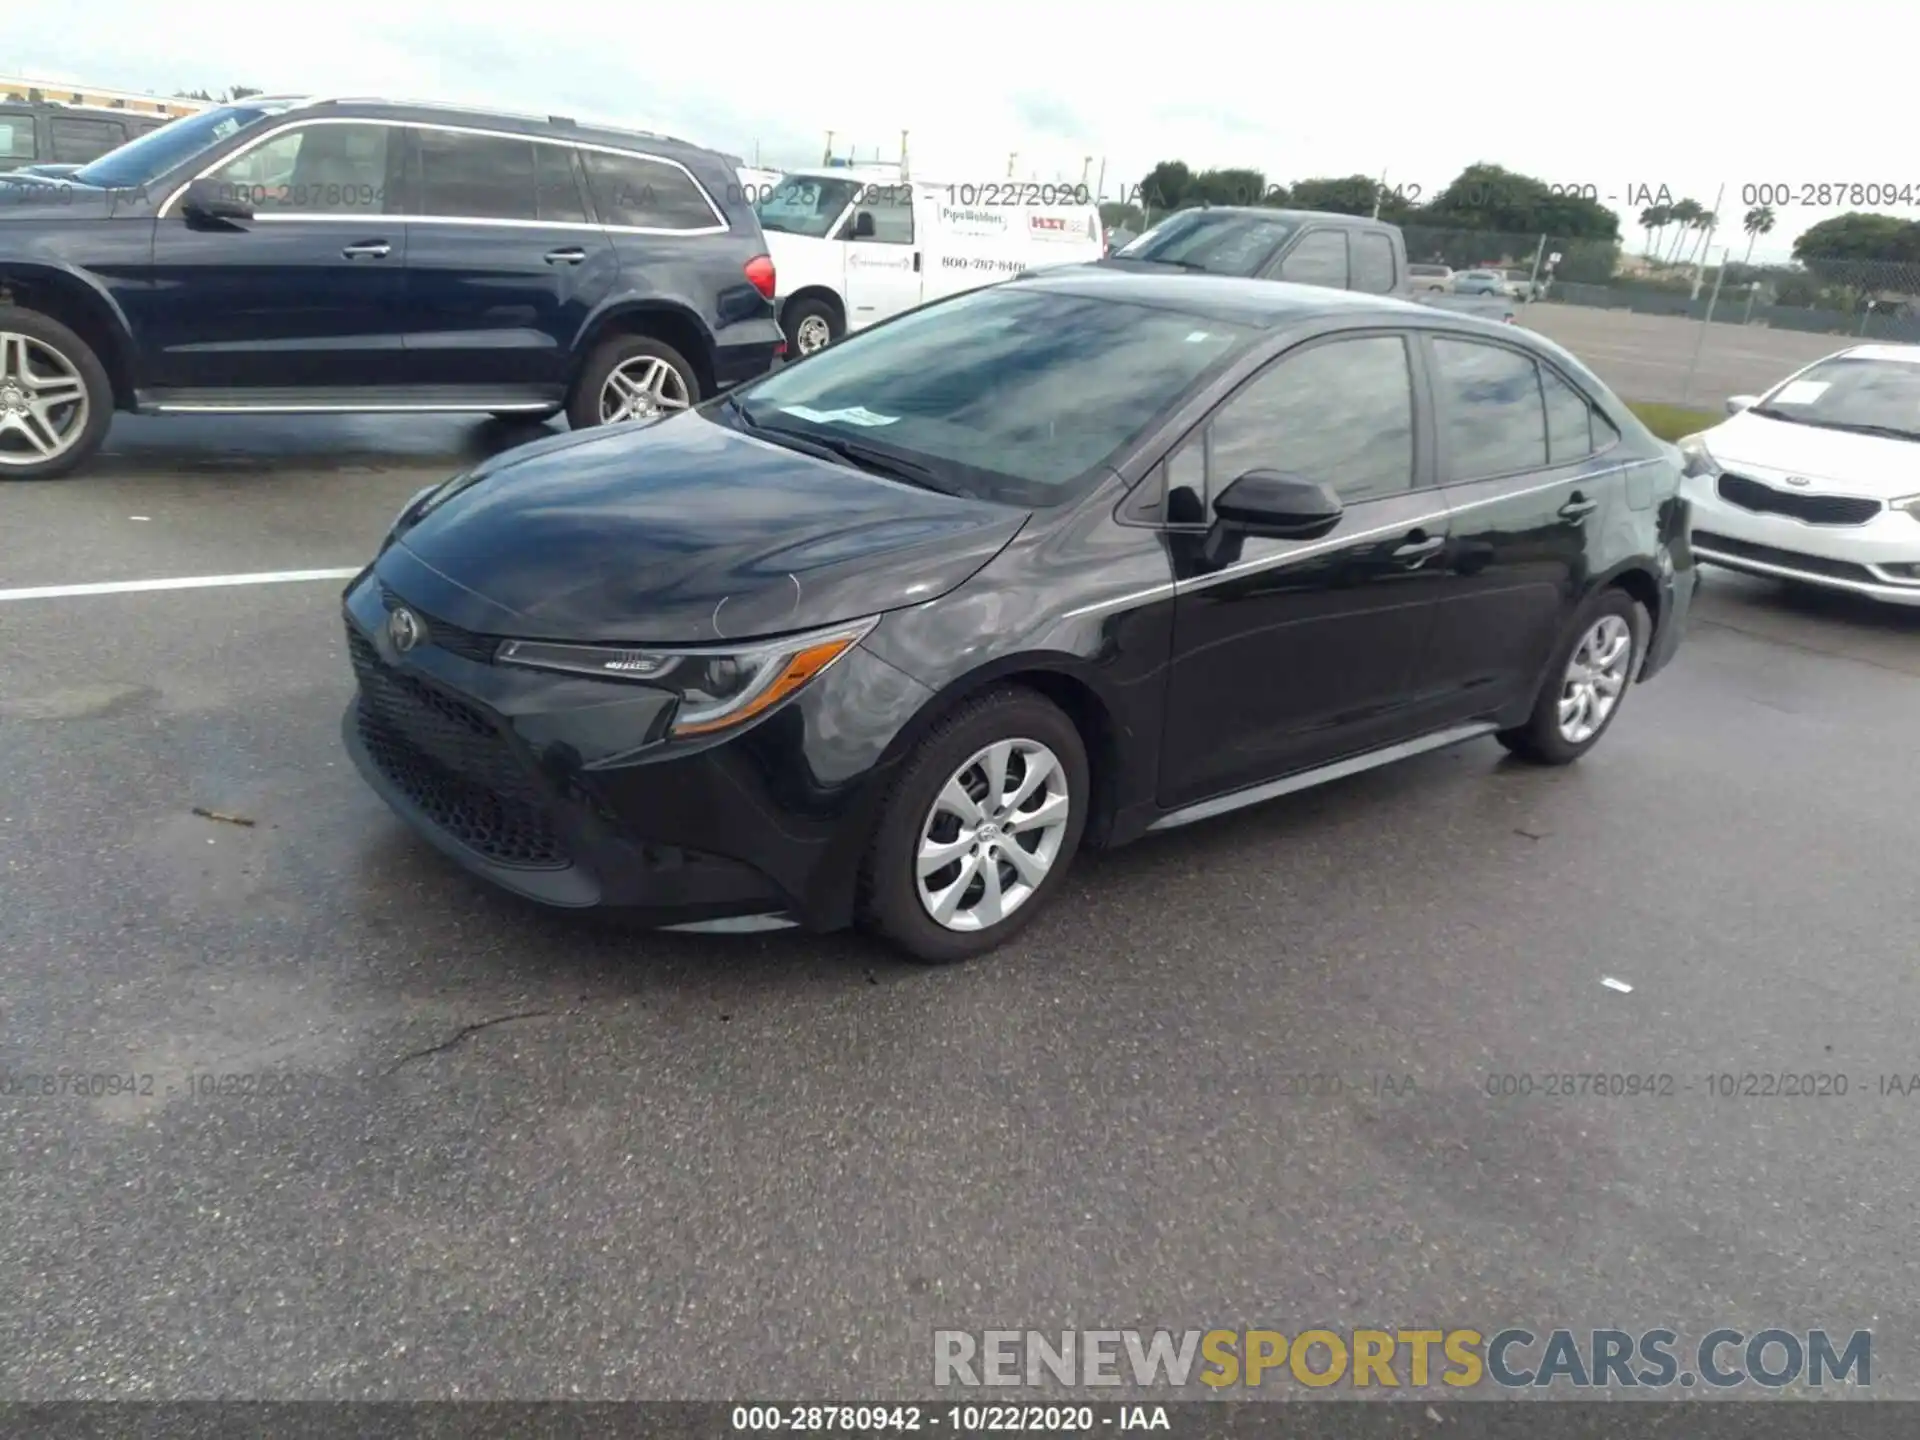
[299, 95, 698, 147]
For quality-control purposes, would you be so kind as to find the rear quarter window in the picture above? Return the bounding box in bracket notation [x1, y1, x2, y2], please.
[580, 150, 724, 231]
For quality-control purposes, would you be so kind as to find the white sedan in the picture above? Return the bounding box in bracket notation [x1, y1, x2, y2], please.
[1680, 343, 1920, 606]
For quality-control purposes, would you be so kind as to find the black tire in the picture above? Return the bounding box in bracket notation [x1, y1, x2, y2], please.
[859, 687, 1090, 965]
[781, 297, 840, 358]
[0, 305, 113, 481]
[1497, 588, 1649, 765]
[566, 334, 700, 431]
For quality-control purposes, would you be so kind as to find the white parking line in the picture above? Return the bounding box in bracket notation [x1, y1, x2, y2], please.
[0, 567, 363, 603]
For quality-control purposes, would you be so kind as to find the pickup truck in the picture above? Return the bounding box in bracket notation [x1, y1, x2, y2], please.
[1103, 207, 1517, 320]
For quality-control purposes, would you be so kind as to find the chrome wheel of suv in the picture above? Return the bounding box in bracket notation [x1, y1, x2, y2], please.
[1558, 613, 1632, 744]
[0, 332, 90, 469]
[599, 356, 691, 424]
[916, 738, 1071, 932]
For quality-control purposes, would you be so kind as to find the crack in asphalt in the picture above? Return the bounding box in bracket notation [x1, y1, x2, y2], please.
[384, 1009, 567, 1074]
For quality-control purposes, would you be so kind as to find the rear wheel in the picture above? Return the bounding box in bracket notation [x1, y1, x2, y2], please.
[0, 307, 112, 481]
[859, 688, 1089, 964]
[1496, 589, 1646, 765]
[567, 335, 699, 431]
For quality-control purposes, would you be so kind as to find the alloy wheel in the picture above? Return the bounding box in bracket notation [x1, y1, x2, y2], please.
[598, 356, 691, 424]
[0, 332, 90, 469]
[1557, 613, 1632, 745]
[794, 315, 833, 355]
[915, 738, 1071, 932]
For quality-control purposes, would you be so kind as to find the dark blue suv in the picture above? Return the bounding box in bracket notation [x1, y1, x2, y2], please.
[0, 96, 785, 479]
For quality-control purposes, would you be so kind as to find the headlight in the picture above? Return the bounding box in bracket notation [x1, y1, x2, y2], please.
[1676, 432, 1720, 480]
[496, 616, 877, 737]
[1891, 494, 1920, 520]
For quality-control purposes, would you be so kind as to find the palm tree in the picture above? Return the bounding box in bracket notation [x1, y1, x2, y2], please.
[1741, 204, 1776, 266]
[1639, 203, 1670, 258]
[1663, 200, 1703, 264]
[1685, 211, 1719, 268]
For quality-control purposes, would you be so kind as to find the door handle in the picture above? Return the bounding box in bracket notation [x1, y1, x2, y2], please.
[1559, 493, 1599, 521]
[544, 246, 588, 265]
[1390, 533, 1446, 565]
[341, 241, 390, 259]
[912, 251, 921, 273]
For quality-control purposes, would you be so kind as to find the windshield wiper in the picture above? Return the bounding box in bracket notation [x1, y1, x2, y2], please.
[1752, 406, 1920, 441]
[721, 399, 959, 493]
[801, 434, 960, 493]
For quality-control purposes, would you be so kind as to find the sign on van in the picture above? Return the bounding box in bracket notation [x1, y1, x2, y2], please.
[1029, 213, 1095, 243]
[937, 206, 1010, 237]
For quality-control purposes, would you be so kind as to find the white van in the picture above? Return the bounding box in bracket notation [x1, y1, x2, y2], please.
[754, 166, 1105, 356]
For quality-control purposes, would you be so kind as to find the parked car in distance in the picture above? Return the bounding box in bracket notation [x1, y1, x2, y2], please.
[755, 167, 1104, 358]
[1681, 343, 1920, 606]
[341, 270, 1694, 963]
[1109, 207, 1412, 297]
[0, 101, 171, 172]
[1452, 268, 1512, 296]
[1408, 262, 1453, 292]
[0, 95, 784, 480]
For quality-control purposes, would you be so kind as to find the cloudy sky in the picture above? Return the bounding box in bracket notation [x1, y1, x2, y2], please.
[15, 0, 1912, 262]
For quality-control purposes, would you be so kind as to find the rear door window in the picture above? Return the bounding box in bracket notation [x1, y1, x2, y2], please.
[1351, 231, 1397, 294]
[49, 117, 125, 163]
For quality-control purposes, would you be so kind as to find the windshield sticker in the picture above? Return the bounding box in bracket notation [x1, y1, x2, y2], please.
[779, 405, 901, 428]
[1185, 331, 1214, 343]
[1774, 380, 1830, 404]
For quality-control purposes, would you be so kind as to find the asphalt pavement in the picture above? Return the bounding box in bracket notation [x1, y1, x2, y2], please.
[3, 415, 1920, 1400]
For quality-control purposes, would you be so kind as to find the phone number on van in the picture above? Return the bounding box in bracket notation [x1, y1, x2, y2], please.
[948, 183, 1092, 207]
[943, 257, 1029, 274]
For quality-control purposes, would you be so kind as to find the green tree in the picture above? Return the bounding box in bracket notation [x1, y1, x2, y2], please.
[1418, 162, 1620, 243]
[1099, 201, 1145, 230]
[1740, 204, 1775, 266]
[1190, 167, 1270, 207]
[1135, 160, 1192, 214]
[1287, 174, 1383, 217]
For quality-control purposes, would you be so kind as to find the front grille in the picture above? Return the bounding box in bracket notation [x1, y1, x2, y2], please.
[347, 624, 569, 869]
[1691, 530, 1879, 583]
[1717, 472, 1881, 526]
[378, 584, 501, 663]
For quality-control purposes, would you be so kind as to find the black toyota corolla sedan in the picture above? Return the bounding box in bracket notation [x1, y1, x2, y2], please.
[341, 269, 1694, 963]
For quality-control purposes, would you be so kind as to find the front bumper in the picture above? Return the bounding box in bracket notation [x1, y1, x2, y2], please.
[337, 564, 927, 928]
[1683, 473, 1920, 605]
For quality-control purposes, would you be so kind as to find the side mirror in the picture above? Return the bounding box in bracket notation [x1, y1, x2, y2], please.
[181, 177, 253, 223]
[1726, 394, 1758, 415]
[1213, 469, 1345, 539]
[852, 211, 877, 239]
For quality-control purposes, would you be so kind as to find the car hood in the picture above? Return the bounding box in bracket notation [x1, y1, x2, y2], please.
[0, 175, 118, 220]
[383, 410, 1029, 644]
[1706, 411, 1920, 497]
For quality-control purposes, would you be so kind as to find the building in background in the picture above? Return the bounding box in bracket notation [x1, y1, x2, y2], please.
[0, 78, 208, 118]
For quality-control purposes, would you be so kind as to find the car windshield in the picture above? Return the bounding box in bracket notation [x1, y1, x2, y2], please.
[1117, 210, 1298, 276]
[1753, 355, 1920, 439]
[724, 286, 1257, 505]
[755, 175, 863, 237]
[71, 102, 291, 191]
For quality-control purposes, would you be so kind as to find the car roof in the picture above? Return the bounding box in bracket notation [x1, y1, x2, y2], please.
[292, 97, 720, 161]
[1162, 205, 1392, 227]
[1013, 266, 1435, 328]
[1838, 343, 1920, 365]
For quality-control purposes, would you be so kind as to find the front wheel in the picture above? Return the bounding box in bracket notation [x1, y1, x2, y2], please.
[1497, 589, 1647, 765]
[568, 335, 699, 431]
[859, 688, 1089, 964]
[0, 307, 113, 481]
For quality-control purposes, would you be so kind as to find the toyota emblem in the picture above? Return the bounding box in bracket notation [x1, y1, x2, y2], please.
[388, 606, 423, 652]
[1784, 475, 1813, 487]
